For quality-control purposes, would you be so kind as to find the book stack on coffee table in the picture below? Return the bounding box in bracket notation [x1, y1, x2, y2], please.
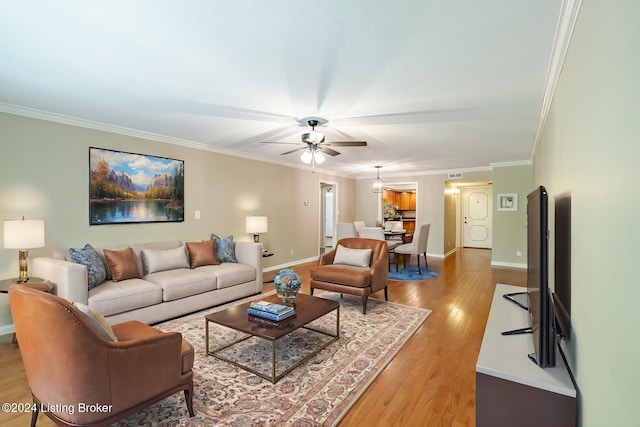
[247, 301, 295, 321]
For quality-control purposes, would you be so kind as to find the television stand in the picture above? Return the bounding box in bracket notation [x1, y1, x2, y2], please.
[476, 284, 576, 427]
[501, 326, 533, 335]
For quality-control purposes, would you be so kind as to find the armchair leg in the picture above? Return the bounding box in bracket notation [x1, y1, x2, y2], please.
[184, 385, 195, 417]
[361, 296, 368, 314]
[30, 397, 39, 427]
[417, 255, 422, 275]
[310, 287, 315, 296]
[384, 287, 388, 301]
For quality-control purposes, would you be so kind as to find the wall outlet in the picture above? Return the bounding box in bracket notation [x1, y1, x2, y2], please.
[290, 249, 294, 255]
[195, 210, 201, 219]
[516, 250, 522, 257]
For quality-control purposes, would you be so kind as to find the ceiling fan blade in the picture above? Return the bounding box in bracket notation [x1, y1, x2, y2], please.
[280, 147, 306, 155]
[324, 141, 367, 147]
[331, 108, 478, 126]
[319, 147, 341, 156]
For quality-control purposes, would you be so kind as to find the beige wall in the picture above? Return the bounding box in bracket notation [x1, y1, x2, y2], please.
[0, 113, 356, 331]
[443, 182, 457, 255]
[534, 1, 639, 425]
[491, 164, 533, 267]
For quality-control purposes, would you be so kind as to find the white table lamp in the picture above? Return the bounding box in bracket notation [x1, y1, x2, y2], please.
[4, 217, 45, 283]
[246, 216, 268, 243]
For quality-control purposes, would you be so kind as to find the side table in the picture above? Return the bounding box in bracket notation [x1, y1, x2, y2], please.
[0, 277, 53, 293]
[0, 277, 53, 344]
[262, 251, 276, 283]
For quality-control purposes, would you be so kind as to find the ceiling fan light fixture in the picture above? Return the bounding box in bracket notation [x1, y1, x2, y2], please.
[301, 149, 313, 164]
[371, 166, 384, 193]
[313, 150, 326, 164]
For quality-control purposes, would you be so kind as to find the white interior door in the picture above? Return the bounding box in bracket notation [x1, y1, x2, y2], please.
[461, 186, 493, 249]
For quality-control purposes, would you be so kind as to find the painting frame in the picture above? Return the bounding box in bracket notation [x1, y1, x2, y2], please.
[497, 193, 518, 211]
[89, 147, 184, 225]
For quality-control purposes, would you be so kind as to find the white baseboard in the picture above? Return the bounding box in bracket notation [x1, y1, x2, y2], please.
[491, 261, 527, 269]
[264, 257, 318, 273]
[443, 248, 457, 258]
[0, 323, 15, 337]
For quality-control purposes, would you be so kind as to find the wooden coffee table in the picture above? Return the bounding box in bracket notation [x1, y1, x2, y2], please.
[205, 293, 339, 383]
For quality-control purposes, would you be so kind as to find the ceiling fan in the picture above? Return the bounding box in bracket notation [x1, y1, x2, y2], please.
[260, 119, 367, 167]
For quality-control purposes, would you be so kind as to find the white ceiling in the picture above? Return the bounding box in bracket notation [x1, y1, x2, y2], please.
[0, 1, 564, 178]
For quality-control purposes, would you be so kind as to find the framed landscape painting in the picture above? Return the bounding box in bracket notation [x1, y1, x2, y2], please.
[89, 147, 184, 225]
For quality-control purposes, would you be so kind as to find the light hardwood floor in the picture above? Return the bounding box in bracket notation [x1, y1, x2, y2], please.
[0, 248, 525, 426]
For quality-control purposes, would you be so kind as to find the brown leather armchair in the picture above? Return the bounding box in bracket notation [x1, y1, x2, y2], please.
[310, 238, 389, 314]
[8, 285, 195, 427]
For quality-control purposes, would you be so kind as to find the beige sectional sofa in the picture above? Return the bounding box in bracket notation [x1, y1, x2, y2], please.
[32, 239, 263, 325]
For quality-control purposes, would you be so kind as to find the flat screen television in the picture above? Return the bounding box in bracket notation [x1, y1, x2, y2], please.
[553, 193, 572, 342]
[527, 185, 556, 367]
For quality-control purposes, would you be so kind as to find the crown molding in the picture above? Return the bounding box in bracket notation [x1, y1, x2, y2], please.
[0, 102, 353, 178]
[489, 160, 533, 168]
[531, 0, 583, 160]
[356, 165, 494, 180]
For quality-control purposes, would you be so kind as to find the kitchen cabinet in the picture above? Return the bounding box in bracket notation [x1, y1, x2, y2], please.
[398, 192, 416, 210]
[383, 190, 416, 210]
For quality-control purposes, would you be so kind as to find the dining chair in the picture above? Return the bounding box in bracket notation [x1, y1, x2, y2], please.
[358, 227, 402, 250]
[358, 227, 401, 271]
[336, 223, 357, 240]
[393, 223, 430, 274]
[353, 221, 366, 236]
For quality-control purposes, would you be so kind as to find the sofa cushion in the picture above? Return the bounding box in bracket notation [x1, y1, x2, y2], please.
[210, 234, 238, 263]
[103, 247, 140, 282]
[141, 245, 190, 275]
[333, 244, 372, 268]
[88, 279, 163, 317]
[70, 244, 107, 290]
[186, 239, 220, 268]
[196, 262, 256, 289]
[73, 302, 118, 342]
[144, 269, 216, 302]
[310, 264, 372, 288]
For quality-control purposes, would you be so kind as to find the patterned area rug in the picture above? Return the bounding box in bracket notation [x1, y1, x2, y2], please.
[388, 264, 438, 281]
[112, 291, 430, 426]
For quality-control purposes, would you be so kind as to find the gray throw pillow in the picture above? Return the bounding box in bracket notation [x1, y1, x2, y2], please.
[70, 244, 107, 290]
[210, 233, 238, 263]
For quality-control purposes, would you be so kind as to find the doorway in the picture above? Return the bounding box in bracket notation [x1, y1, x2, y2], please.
[319, 181, 337, 256]
[461, 185, 493, 249]
[382, 182, 418, 234]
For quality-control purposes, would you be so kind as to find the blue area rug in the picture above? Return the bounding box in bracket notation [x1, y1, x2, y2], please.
[389, 263, 438, 281]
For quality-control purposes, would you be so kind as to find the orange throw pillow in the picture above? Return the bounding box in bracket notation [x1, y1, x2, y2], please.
[103, 248, 140, 281]
[186, 239, 220, 269]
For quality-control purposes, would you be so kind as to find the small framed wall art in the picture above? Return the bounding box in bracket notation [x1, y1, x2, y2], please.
[89, 147, 184, 225]
[497, 193, 518, 211]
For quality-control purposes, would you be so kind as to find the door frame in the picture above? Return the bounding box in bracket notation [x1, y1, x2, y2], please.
[319, 180, 338, 256]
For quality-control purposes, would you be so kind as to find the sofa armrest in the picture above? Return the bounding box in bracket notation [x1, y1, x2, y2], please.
[234, 241, 262, 278]
[32, 257, 89, 304]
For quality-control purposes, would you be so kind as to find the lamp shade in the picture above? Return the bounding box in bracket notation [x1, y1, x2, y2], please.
[4, 219, 45, 249]
[246, 216, 268, 234]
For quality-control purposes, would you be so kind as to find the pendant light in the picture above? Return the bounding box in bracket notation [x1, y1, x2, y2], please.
[371, 166, 384, 193]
